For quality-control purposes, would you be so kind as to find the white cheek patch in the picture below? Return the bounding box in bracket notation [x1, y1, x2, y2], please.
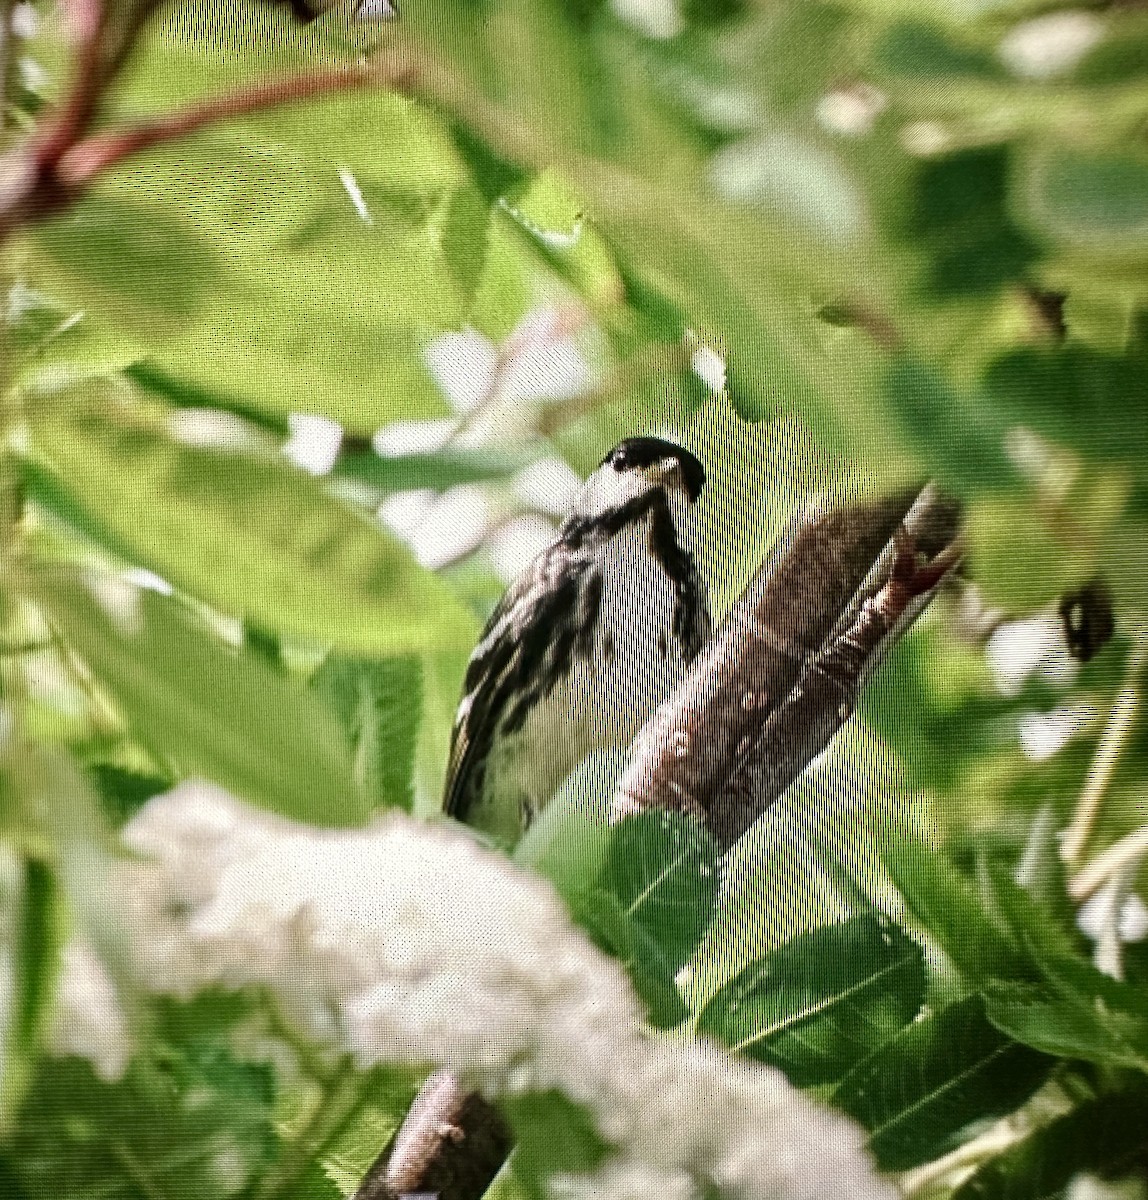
[575, 466, 647, 519]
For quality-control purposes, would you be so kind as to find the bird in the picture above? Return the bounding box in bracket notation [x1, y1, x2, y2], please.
[442, 436, 712, 847]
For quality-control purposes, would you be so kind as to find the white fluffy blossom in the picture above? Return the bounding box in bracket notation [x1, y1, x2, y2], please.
[47, 941, 131, 1082]
[986, 612, 1078, 696]
[110, 781, 893, 1200]
[611, 0, 683, 40]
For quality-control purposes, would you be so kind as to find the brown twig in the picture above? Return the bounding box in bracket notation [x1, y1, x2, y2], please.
[56, 58, 417, 187]
[0, 34, 419, 240]
[33, 0, 107, 167]
[612, 485, 962, 848]
[0, 0, 168, 236]
[352, 1072, 512, 1200]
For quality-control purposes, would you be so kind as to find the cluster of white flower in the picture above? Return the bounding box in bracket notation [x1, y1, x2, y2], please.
[66, 781, 892, 1200]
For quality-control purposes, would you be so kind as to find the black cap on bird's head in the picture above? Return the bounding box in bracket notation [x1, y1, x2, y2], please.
[600, 437, 707, 503]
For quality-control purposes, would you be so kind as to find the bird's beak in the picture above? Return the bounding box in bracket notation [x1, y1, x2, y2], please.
[645, 458, 683, 492]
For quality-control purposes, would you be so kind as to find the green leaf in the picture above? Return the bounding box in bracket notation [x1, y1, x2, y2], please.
[882, 360, 1013, 493]
[9, 1050, 277, 1200]
[318, 1068, 422, 1195]
[874, 22, 1003, 79]
[964, 497, 1078, 608]
[834, 996, 1054, 1170]
[977, 859, 1086, 966]
[311, 655, 423, 812]
[26, 393, 476, 654]
[501, 170, 627, 309]
[22, 86, 487, 428]
[900, 147, 1041, 297]
[1021, 146, 1148, 253]
[883, 840, 1034, 982]
[504, 1089, 611, 1200]
[982, 346, 1148, 481]
[0, 1157, 30, 1200]
[34, 573, 366, 826]
[292, 1164, 345, 1200]
[0, 859, 62, 1125]
[333, 447, 529, 494]
[85, 764, 170, 827]
[563, 887, 690, 1029]
[697, 913, 926, 1086]
[604, 811, 719, 972]
[983, 954, 1148, 1074]
[951, 1087, 1148, 1200]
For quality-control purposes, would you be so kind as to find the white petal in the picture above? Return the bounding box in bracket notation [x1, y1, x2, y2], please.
[999, 12, 1104, 80]
[283, 413, 343, 475]
[424, 330, 498, 413]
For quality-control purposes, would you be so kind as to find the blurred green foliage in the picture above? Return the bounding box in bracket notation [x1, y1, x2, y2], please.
[0, 0, 1146, 1197]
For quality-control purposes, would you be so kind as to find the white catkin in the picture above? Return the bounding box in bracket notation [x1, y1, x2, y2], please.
[108, 781, 893, 1200]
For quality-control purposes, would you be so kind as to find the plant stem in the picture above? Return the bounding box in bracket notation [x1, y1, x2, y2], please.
[0, 856, 62, 1132]
[1070, 820, 1148, 901]
[1060, 636, 1147, 869]
[0, 0, 16, 136]
[56, 57, 419, 188]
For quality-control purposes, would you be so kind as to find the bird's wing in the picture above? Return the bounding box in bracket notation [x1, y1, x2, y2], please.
[442, 581, 525, 824]
[443, 551, 583, 824]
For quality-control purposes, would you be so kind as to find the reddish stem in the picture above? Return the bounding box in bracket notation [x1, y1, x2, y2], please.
[57, 58, 420, 188]
[34, 0, 108, 168]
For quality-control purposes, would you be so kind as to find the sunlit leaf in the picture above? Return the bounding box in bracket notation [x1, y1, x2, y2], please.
[697, 913, 926, 1085]
[504, 1090, 611, 1200]
[26, 392, 476, 654]
[34, 573, 366, 826]
[883, 840, 1034, 982]
[603, 811, 719, 972]
[311, 655, 422, 811]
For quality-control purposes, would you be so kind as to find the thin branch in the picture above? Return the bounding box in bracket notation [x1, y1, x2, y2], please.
[1059, 636, 1147, 869]
[33, 0, 107, 169]
[612, 484, 962, 849]
[56, 58, 418, 188]
[0, 51, 419, 239]
[352, 1071, 511, 1200]
[1069, 821, 1148, 901]
[0, 0, 167, 237]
